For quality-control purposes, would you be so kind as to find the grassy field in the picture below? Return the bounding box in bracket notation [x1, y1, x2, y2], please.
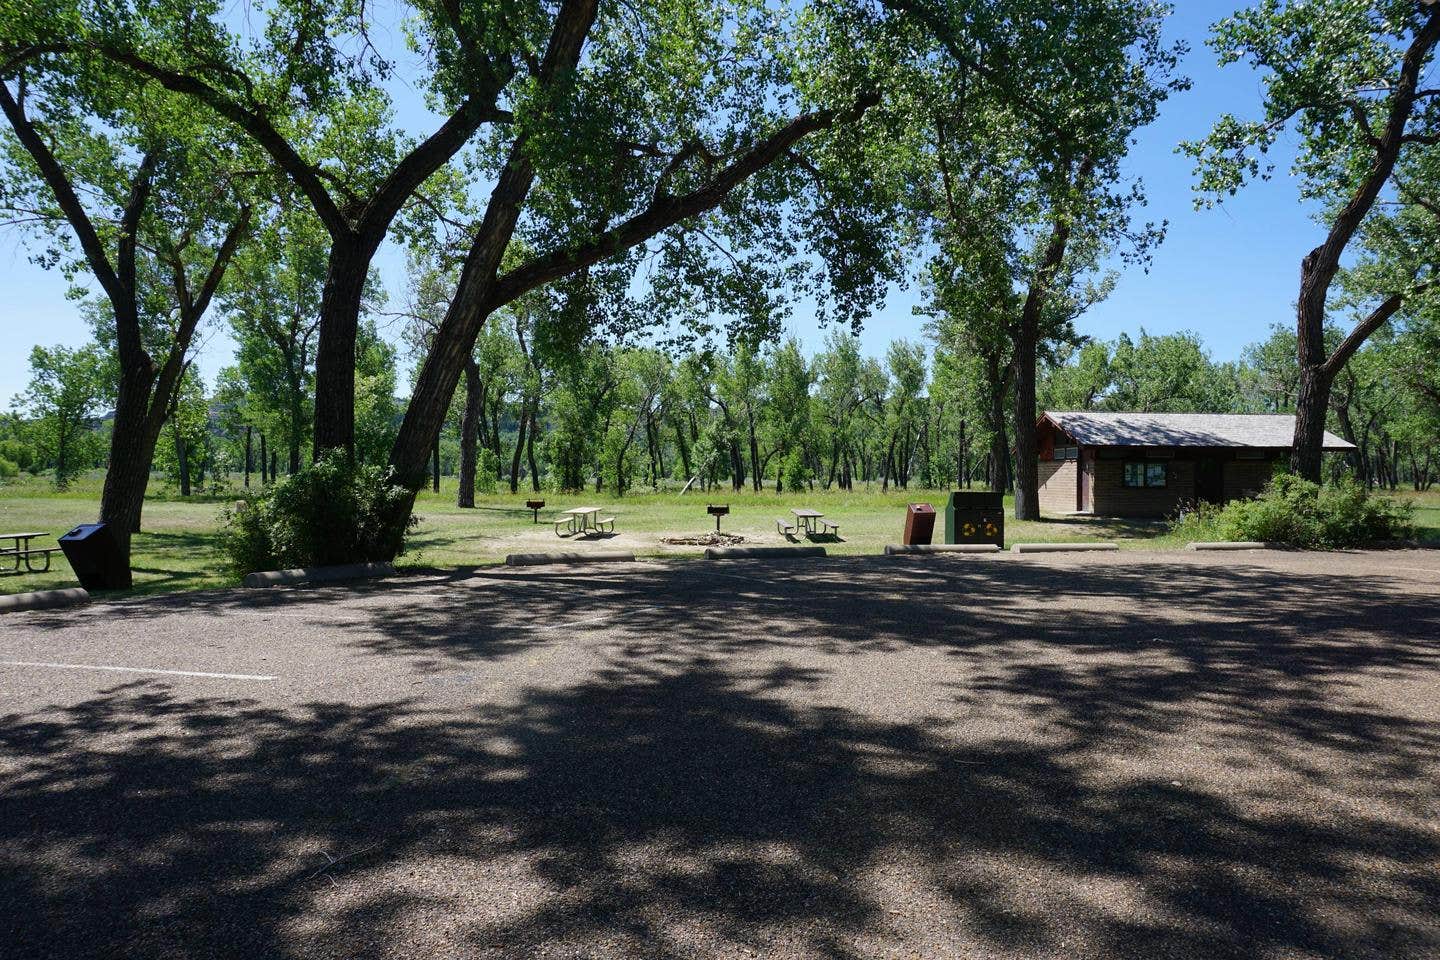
[3, 471, 1437, 597]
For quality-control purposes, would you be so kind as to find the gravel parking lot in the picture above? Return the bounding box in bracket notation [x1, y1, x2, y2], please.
[2, 549, 1438, 959]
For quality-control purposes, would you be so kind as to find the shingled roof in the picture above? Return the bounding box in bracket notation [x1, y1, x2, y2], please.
[1042, 411, 1355, 450]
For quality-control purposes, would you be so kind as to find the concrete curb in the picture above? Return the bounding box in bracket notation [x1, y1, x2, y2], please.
[0, 587, 90, 613]
[1185, 541, 1275, 551]
[242, 562, 396, 588]
[883, 544, 1002, 555]
[506, 551, 636, 566]
[704, 546, 827, 560]
[1011, 542, 1119, 554]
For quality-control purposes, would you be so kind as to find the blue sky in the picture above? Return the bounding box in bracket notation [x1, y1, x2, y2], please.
[0, 1, 1318, 404]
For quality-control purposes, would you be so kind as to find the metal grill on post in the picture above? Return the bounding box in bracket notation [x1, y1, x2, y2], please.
[706, 504, 730, 532]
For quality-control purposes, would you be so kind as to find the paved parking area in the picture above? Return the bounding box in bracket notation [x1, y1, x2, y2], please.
[2, 549, 1438, 959]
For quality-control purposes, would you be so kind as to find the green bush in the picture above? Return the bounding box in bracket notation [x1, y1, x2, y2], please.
[475, 449, 499, 495]
[1169, 474, 1415, 548]
[0, 440, 33, 472]
[220, 453, 418, 574]
[0, 456, 17, 480]
[780, 449, 812, 493]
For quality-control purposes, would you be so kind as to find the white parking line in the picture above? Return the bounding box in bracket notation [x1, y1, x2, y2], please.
[0, 660, 278, 681]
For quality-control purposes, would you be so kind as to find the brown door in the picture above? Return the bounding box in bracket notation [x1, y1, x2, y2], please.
[1079, 450, 1093, 512]
[1195, 457, 1223, 504]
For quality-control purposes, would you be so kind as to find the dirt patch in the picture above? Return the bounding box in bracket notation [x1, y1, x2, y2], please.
[659, 532, 749, 546]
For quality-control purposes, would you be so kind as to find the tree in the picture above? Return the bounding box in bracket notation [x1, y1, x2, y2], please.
[1105, 330, 1242, 413]
[15, 344, 107, 489]
[813, 333, 866, 490]
[1039, 340, 1113, 412]
[354, 320, 400, 469]
[154, 369, 213, 496]
[21, 0, 508, 458]
[220, 208, 328, 475]
[910, 1, 1182, 516]
[764, 339, 815, 492]
[1184, 0, 1440, 480]
[0, 46, 253, 582]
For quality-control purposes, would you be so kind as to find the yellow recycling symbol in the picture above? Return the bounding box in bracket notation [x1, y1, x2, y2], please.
[962, 522, 976, 537]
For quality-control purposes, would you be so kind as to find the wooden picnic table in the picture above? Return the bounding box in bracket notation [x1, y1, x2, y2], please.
[790, 509, 824, 535]
[562, 507, 602, 535]
[1, 531, 55, 573]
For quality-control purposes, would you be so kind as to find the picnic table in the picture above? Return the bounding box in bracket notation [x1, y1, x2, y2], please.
[555, 507, 616, 537]
[1, 531, 57, 573]
[790, 509, 824, 535]
[789, 509, 840, 538]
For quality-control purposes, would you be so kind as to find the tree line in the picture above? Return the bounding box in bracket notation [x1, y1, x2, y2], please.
[13, 314, 1436, 497]
[3, 0, 1437, 580]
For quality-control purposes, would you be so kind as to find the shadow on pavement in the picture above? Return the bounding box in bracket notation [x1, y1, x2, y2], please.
[2, 555, 1438, 957]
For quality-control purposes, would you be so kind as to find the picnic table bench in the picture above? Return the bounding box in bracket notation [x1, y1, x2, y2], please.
[1, 532, 60, 573]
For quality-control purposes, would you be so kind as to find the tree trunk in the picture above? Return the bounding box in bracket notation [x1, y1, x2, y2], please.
[1291, 362, 1333, 483]
[457, 358, 481, 507]
[244, 425, 252, 488]
[957, 418, 967, 488]
[509, 395, 529, 494]
[491, 401, 504, 477]
[747, 417, 761, 492]
[673, 418, 692, 480]
[288, 375, 304, 475]
[176, 428, 191, 497]
[311, 238, 376, 460]
[260, 433, 269, 483]
[987, 389, 1010, 495]
[527, 405, 541, 491]
[1012, 330, 1038, 518]
[97, 369, 168, 587]
[1013, 221, 1072, 518]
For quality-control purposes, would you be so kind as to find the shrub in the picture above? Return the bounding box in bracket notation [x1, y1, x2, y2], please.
[1169, 474, 1414, 548]
[220, 453, 418, 574]
[0, 456, 17, 480]
[780, 449, 812, 493]
[475, 448, 499, 495]
[0, 440, 33, 472]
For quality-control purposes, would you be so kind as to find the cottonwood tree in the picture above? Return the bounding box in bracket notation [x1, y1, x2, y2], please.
[0, 48, 254, 581]
[1185, 0, 1440, 480]
[14, 344, 108, 489]
[386, 0, 1207, 518]
[15, 0, 510, 458]
[220, 207, 329, 475]
[908, 0, 1182, 516]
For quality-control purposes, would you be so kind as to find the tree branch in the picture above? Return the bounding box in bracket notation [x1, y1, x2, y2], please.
[0, 78, 124, 304]
[1322, 284, 1425, 379]
[94, 45, 350, 237]
[116, 153, 159, 299]
[490, 91, 879, 307]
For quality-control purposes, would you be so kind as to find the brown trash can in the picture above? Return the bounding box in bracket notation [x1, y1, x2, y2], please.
[902, 503, 937, 545]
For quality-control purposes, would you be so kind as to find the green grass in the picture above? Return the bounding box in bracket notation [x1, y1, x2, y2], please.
[3, 470, 1436, 599]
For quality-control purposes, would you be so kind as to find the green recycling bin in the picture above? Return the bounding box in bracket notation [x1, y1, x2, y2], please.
[944, 491, 1004, 547]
